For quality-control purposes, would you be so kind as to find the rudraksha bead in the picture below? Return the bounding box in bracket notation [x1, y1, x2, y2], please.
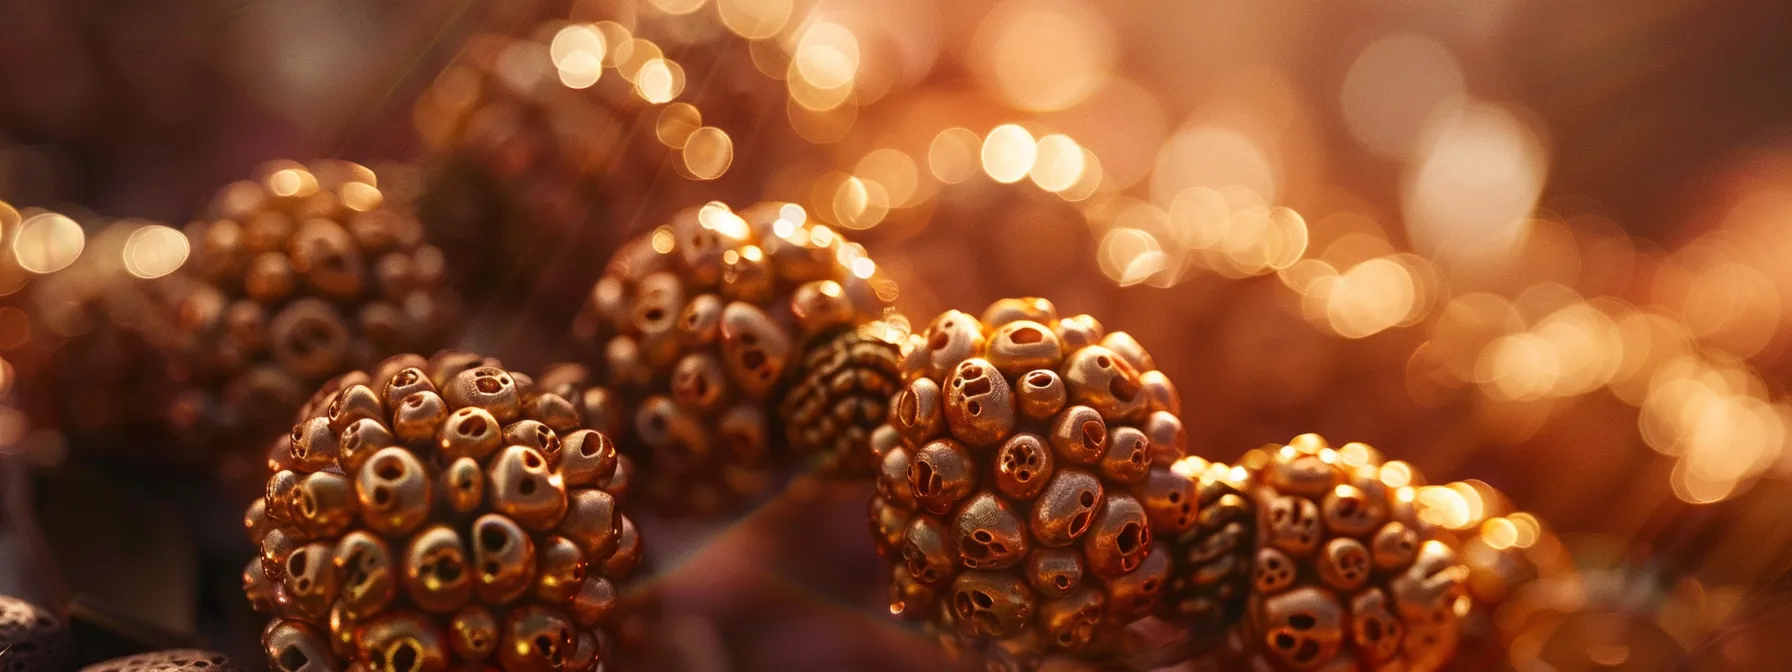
[868, 297, 1194, 669]
[572, 201, 899, 516]
[244, 353, 639, 672]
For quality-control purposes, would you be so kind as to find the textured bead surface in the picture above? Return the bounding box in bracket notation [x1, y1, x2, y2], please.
[1162, 457, 1256, 638]
[0, 595, 71, 672]
[573, 201, 898, 515]
[246, 353, 637, 672]
[869, 298, 1192, 666]
[79, 649, 242, 672]
[1228, 435, 1470, 672]
[160, 161, 458, 459]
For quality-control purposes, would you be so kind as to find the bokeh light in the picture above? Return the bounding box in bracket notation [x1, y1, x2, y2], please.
[683, 126, 734, 179]
[980, 124, 1037, 184]
[1341, 34, 1466, 158]
[122, 224, 190, 279]
[14, 213, 84, 274]
[973, 0, 1114, 112]
[1402, 102, 1548, 269]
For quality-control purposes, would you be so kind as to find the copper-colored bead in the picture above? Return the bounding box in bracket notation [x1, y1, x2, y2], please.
[1098, 426, 1152, 485]
[985, 321, 1064, 377]
[281, 542, 338, 622]
[1103, 542, 1170, 622]
[603, 515, 644, 579]
[920, 310, 985, 379]
[947, 572, 1035, 638]
[1084, 493, 1152, 580]
[870, 496, 910, 555]
[1014, 369, 1067, 420]
[892, 378, 945, 443]
[877, 445, 916, 510]
[334, 531, 397, 620]
[670, 354, 729, 412]
[401, 525, 473, 614]
[1316, 537, 1372, 593]
[980, 297, 1057, 328]
[1049, 406, 1107, 465]
[496, 605, 578, 672]
[289, 416, 340, 472]
[1255, 548, 1298, 595]
[443, 366, 521, 423]
[436, 407, 499, 461]
[268, 299, 353, 380]
[1134, 469, 1198, 535]
[381, 367, 435, 407]
[1265, 494, 1322, 557]
[247, 252, 297, 303]
[942, 358, 1015, 447]
[386, 391, 446, 446]
[487, 446, 568, 531]
[909, 438, 977, 515]
[534, 536, 587, 604]
[1257, 587, 1344, 669]
[247, 496, 273, 544]
[566, 578, 618, 627]
[290, 472, 356, 538]
[1321, 487, 1384, 541]
[718, 302, 791, 397]
[439, 457, 483, 514]
[339, 418, 395, 474]
[558, 429, 618, 487]
[526, 392, 582, 434]
[558, 489, 620, 559]
[261, 527, 302, 582]
[1038, 587, 1104, 652]
[678, 293, 723, 345]
[245, 558, 279, 615]
[288, 219, 367, 300]
[1031, 469, 1103, 547]
[468, 514, 535, 604]
[1371, 521, 1420, 571]
[952, 493, 1029, 571]
[789, 280, 856, 336]
[357, 612, 449, 672]
[1141, 411, 1186, 464]
[1060, 346, 1146, 422]
[1024, 548, 1084, 598]
[355, 447, 432, 536]
[993, 433, 1053, 501]
[1348, 588, 1403, 664]
[901, 515, 956, 585]
[80, 649, 242, 672]
[1054, 314, 1104, 350]
[264, 620, 336, 672]
[328, 384, 386, 433]
[504, 420, 561, 461]
[448, 606, 498, 661]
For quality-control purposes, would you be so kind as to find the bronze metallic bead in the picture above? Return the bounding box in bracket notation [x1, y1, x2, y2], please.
[1257, 586, 1344, 670]
[1268, 451, 1339, 498]
[670, 353, 729, 412]
[469, 514, 536, 604]
[789, 280, 856, 336]
[952, 493, 1030, 571]
[267, 470, 302, 523]
[264, 620, 337, 672]
[227, 300, 270, 351]
[427, 351, 499, 390]
[718, 302, 791, 397]
[1048, 405, 1107, 465]
[1389, 541, 1468, 621]
[1053, 314, 1104, 350]
[603, 455, 635, 505]
[993, 433, 1053, 501]
[1014, 369, 1067, 421]
[1265, 494, 1323, 558]
[389, 391, 448, 446]
[566, 577, 618, 627]
[288, 219, 367, 300]
[504, 420, 561, 462]
[291, 471, 357, 538]
[436, 406, 500, 461]
[280, 542, 338, 622]
[533, 535, 587, 604]
[1134, 469, 1198, 535]
[80, 649, 243, 672]
[1321, 484, 1384, 538]
[1139, 370, 1180, 415]
[1030, 469, 1103, 547]
[1254, 547, 1298, 595]
[487, 446, 569, 531]
[333, 531, 397, 620]
[1023, 548, 1084, 599]
[261, 527, 302, 582]
[1084, 493, 1151, 580]
[1037, 587, 1104, 652]
[677, 293, 723, 345]
[328, 603, 356, 661]
[440, 457, 484, 514]
[247, 252, 297, 303]
[985, 321, 1064, 377]
[448, 606, 498, 662]
[371, 355, 428, 389]
[891, 377, 945, 444]
[401, 524, 473, 614]
[381, 367, 435, 407]
[627, 274, 684, 369]
[1097, 331, 1155, 373]
[943, 358, 1016, 447]
[909, 438, 977, 515]
[247, 497, 272, 544]
[558, 489, 620, 559]
[948, 571, 1035, 638]
[919, 310, 984, 380]
[876, 440, 916, 509]
[357, 611, 449, 672]
[355, 447, 433, 536]
[525, 392, 582, 434]
[1141, 411, 1186, 464]
[268, 298, 353, 380]
[289, 416, 341, 472]
[443, 367, 521, 423]
[870, 495, 910, 554]
[1370, 521, 1420, 572]
[1059, 346, 1146, 422]
[1348, 588, 1404, 664]
[244, 557, 278, 615]
[980, 297, 1058, 329]
[1316, 537, 1372, 593]
[557, 430, 618, 488]
[603, 336, 652, 389]
[901, 515, 956, 585]
[633, 396, 708, 475]
[888, 565, 937, 619]
[1098, 426, 1152, 485]
[339, 418, 395, 474]
[715, 403, 768, 464]
[603, 515, 643, 578]
[496, 605, 578, 672]
[722, 248, 775, 303]
[328, 384, 386, 433]
[1103, 542, 1170, 622]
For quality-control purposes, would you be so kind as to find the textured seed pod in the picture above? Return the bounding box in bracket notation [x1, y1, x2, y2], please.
[870, 298, 1191, 666]
[79, 650, 243, 672]
[1161, 457, 1256, 641]
[246, 354, 638, 672]
[0, 595, 72, 672]
[158, 161, 459, 462]
[573, 201, 898, 515]
[1227, 435, 1471, 672]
